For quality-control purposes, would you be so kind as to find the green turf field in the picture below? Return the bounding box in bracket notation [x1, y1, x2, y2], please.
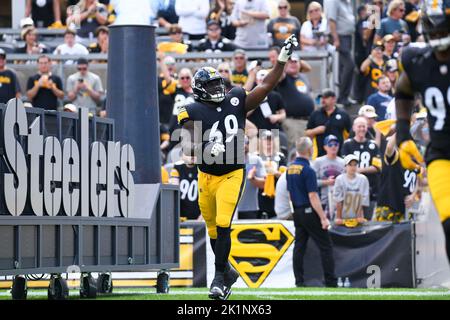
[1, 287, 450, 300]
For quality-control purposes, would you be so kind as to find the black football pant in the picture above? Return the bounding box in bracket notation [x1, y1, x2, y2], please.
[293, 207, 336, 287]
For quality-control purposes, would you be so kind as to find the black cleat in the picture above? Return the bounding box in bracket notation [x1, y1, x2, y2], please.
[224, 265, 239, 288]
[222, 265, 239, 300]
[208, 274, 226, 300]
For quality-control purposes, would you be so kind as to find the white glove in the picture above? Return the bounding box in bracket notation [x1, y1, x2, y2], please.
[278, 34, 299, 63]
[210, 141, 225, 157]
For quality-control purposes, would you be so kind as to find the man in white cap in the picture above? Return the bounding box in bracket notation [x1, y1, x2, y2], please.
[358, 104, 379, 141]
[333, 154, 370, 226]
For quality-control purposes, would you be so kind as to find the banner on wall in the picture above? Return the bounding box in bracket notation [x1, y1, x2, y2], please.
[206, 220, 418, 288]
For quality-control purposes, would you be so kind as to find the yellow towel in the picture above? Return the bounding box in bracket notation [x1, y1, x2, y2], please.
[263, 174, 276, 198]
[157, 42, 188, 55]
[374, 119, 396, 137]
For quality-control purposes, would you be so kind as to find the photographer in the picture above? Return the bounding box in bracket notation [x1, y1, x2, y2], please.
[66, 58, 104, 115]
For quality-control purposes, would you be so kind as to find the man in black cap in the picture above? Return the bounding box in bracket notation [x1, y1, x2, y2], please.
[66, 58, 104, 115]
[0, 49, 21, 104]
[196, 20, 237, 52]
[305, 88, 351, 159]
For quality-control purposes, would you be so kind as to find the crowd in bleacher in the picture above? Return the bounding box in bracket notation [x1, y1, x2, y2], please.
[0, 0, 429, 227]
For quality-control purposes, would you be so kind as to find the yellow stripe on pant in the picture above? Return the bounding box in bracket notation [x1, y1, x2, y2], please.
[427, 160, 450, 222]
[198, 168, 246, 239]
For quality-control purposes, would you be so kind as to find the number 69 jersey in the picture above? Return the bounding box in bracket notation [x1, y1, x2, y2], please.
[401, 44, 450, 162]
[178, 87, 247, 176]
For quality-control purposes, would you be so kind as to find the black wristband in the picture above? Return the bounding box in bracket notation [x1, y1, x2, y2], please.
[396, 118, 412, 146]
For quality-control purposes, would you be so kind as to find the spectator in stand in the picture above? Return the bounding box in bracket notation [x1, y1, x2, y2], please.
[267, 0, 301, 49]
[374, 0, 408, 43]
[366, 75, 393, 121]
[305, 88, 351, 159]
[300, 1, 331, 52]
[0, 49, 21, 104]
[404, 0, 420, 42]
[26, 55, 64, 110]
[324, 0, 356, 107]
[341, 117, 382, 220]
[169, 154, 201, 221]
[357, 105, 380, 142]
[53, 29, 89, 61]
[276, 53, 314, 148]
[353, 4, 372, 104]
[217, 62, 234, 92]
[267, 46, 280, 67]
[15, 26, 48, 55]
[274, 171, 293, 220]
[384, 59, 399, 96]
[25, 0, 62, 28]
[88, 26, 109, 54]
[245, 69, 286, 131]
[372, 0, 387, 20]
[175, 0, 210, 40]
[230, 49, 248, 87]
[168, 68, 194, 133]
[231, 0, 270, 49]
[238, 136, 266, 219]
[360, 41, 386, 99]
[157, 24, 192, 54]
[157, 53, 178, 126]
[375, 133, 422, 223]
[66, 58, 104, 115]
[382, 34, 399, 61]
[333, 154, 370, 227]
[196, 20, 237, 52]
[66, 0, 109, 41]
[258, 130, 287, 219]
[209, 0, 236, 40]
[156, 0, 178, 28]
[311, 134, 345, 220]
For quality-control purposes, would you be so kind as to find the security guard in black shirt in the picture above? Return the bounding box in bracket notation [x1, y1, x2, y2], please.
[286, 137, 336, 287]
[196, 20, 237, 52]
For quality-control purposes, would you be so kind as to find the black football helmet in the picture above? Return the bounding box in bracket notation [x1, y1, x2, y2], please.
[421, 0, 450, 51]
[192, 67, 226, 103]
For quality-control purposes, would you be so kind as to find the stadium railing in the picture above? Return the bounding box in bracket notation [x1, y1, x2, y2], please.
[5, 51, 337, 99]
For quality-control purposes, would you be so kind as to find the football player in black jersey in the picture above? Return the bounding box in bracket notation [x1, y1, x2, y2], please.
[395, 0, 450, 261]
[177, 35, 298, 299]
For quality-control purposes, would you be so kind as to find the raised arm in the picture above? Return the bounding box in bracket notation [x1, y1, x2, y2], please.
[245, 35, 298, 112]
[395, 71, 424, 170]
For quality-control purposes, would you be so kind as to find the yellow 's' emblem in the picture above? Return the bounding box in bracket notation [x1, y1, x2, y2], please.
[229, 223, 294, 288]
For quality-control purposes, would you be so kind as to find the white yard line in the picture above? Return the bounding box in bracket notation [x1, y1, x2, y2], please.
[1, 289, 449, 298]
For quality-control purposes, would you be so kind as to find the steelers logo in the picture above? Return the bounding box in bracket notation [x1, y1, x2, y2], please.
[336, 114, 342, 120]
[369, 143, 375, 150]
[230, 97, 240, 106]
